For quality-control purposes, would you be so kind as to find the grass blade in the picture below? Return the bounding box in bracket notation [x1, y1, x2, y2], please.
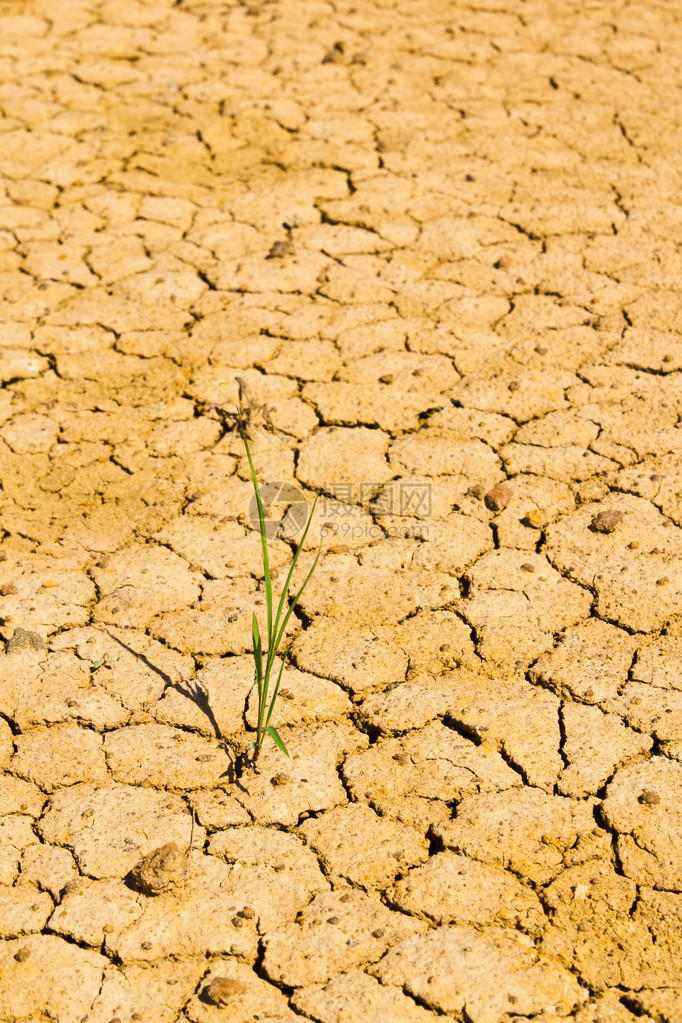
[265, 645, 291, 730]
[266, 725, 289, 756]
[252, 613, 263, 700]
[265, 493, 320, 679]
[271, 544, 322, 657]
[239, 420, 321, 763]
[239, 423, 273, 646]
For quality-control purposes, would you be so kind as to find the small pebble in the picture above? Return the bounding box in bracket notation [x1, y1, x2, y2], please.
[484, 482, 513, 512]
[322, 40, 345, 63]
[520, 563, 535, 573]
[327, 916, 340, 924]
[141, 941, 152, 950]
[372, 928, 385, 938]
[0, 582, 17, 595]
[271, 773, 289, 786]
[639, 790, 660, 805]
[523, 508, 547, 529]
[232, 916, 244, 928]
[628, 540, 639, 549]
[266, 238, 293, 260]
[131, 842, 184, 895]
[6, 628, 45, 654]
[239, 906, 256, 919]
[591, 510, 624, 534]
[14, 947, 30, 962]
[508, 380, 520, 392]
[204, 977, 247, 1006]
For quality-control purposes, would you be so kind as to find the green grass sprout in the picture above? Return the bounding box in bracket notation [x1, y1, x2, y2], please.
[239, 421, 321, 766]
[92, 653, 114, 671]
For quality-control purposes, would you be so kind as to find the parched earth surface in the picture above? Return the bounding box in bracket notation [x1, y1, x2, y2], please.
[1, 1, 682, 1021]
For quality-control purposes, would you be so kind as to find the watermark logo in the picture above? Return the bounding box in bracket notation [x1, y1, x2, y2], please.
[320, 520, 429, 541]
[318, 482, 432, 519]
[248, 480, 433, 542]
[248, 481, 311, 541]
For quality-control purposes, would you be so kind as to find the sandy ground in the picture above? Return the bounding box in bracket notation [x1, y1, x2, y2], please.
[0, 0, 681, 1020]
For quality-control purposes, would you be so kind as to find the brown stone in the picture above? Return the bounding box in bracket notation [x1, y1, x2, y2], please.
[131, 843, 186, 895]
[590, 509, 625, 533]
[485, 482, 514, 511]
[204, 976, 248, 1005]
[523, 508, 548, 528]
[6, 627, 45, 654]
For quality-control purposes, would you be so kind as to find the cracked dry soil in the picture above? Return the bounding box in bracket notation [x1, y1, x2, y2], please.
[0, 1, 682, 1021]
